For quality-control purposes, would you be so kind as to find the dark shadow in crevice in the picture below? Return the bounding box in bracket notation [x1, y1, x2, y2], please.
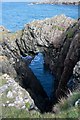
[14, 58, 53, 113]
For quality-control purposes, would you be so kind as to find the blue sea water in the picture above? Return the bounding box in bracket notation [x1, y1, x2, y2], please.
[1, 2, 79, 32]
[29, 53, 54, 98]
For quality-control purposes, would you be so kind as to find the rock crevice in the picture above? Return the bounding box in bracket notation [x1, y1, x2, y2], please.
[0, 15, 80, 112]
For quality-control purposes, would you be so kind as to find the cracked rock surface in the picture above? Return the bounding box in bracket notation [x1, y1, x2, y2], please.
[0, 74, 37, 111]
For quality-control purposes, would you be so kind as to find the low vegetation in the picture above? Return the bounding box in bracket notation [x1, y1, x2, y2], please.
[0, 76, 80, 119]
[0, 74, 7, 87]
[67, 29, 74, 38]
[0, 30, 22, 42]
[1, 100, 80, 118]
[52, 25, 65, 31]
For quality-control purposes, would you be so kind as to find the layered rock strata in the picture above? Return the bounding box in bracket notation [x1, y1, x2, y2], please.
[0, 15, 80, 111]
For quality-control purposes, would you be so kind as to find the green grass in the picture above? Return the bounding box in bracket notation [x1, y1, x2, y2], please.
[56, 107, 80, 118]
[2, 106, 41, 118]
[25, 102, 31, 109]
[1, 105, 79, 119]
[68, 92, 80, 106]
[0, 75, 80, 119]
[55, 91, 80, 112]
[52, 25, 65, 31]
[1, 91, 80, 119]
[0, 75, 7, 87]
[67, 30, 74, 38]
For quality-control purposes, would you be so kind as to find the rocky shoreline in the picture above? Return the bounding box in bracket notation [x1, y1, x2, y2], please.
[0, 14, 80, 113]
[32, 0, 79, 5]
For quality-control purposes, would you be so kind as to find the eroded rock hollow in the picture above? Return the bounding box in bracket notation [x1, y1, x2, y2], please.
[1, 15, 80, 112]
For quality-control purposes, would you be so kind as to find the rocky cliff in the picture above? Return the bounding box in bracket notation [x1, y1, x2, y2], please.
[45, 19, 80, 98]
[0, 15, 80, 112]
[32, 0, 79, 5]
[15, 15, 76, 55]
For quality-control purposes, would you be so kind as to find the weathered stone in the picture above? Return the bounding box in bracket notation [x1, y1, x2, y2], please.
[0, 15, 79, 111]
[73, 61, 80, 79]
[44, 19, 80, 98]
[0, 74, 35, 110]
[73, 61, 80, 91]
[0, 26, 10, 32]
[75, 99, 80, 107]
[14, 58, 50, 112]
[7, 91, 13, 98]
[32, 0, 79, 5]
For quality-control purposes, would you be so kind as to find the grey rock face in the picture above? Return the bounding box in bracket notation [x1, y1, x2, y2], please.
[0, 15, 79, 109]
[1, 15, 75, 77]
[73, 61, 80, 90]
[16, 15, 75, 55]
[0, 74, 35, 110]
[44, 19, 80, 98]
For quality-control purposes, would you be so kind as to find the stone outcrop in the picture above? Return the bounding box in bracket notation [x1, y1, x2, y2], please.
[0, 15, 80, 111]
[15, 15, 75, 55]
[0, 28, 51, 112]
[44, 19, 80, 98]
[32, 0, 79, 5]
[0, 42, 50, 113]
[0, 26, 10, 32]
[14, 58, 51, 112]
[0, 74, 38, 112]
[19, 15, 79, 98]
